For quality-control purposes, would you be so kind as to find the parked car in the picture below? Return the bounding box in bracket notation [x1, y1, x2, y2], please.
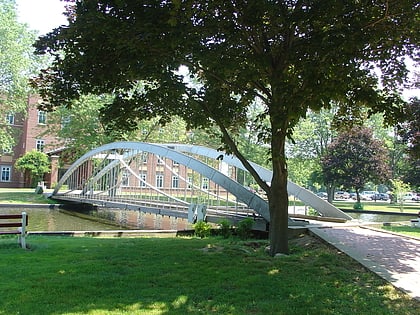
[402, 192, 420, 201]
[360, 191, 377, 201]
[371, 193, 389, 201]
[316, 192, 328, 199]
[334, 191, 350, 199]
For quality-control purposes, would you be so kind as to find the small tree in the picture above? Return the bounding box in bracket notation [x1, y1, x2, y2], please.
[390, 179, 411, 212]
[321, 126, 390, 203]
[15, 150, 50, 187]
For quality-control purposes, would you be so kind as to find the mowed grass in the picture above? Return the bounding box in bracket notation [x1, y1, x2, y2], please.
[333, 201, 420, 214]
[381, 225, 420, 238]
[0, 235, 418, 315]
[0, 188, 56, 204]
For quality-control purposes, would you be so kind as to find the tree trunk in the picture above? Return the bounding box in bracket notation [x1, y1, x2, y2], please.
[326, 184, 335, 204]
[268, 130, 289, 256]
[356, 190, 361, 204]
[268, 167, 289, 256]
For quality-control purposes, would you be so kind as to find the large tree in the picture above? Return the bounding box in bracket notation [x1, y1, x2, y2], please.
[33, 1, 418, 255]
[321, 126, 391, 203]
[0, 0, 38, 151]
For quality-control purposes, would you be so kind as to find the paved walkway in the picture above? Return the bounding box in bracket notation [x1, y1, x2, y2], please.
[309, 225, 420, 301]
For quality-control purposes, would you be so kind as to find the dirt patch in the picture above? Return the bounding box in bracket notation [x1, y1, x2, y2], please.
[198, 244, 224, 253]
[243, 241, 265, 249]
[289, 233, 324, 250]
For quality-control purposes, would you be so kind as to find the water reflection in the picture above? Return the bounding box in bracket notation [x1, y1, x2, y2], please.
[6, 207, 413, 232]
[0, 208, 122, 231]
[348, 212, 417, 223]
[0, 207, 191, 231]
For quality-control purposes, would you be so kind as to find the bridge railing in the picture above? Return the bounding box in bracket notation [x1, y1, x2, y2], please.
[52, 142, 352, 222]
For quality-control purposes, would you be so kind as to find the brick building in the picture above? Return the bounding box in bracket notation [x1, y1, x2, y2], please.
[0, 95, 62, 188]
[1, 96, 236, 191]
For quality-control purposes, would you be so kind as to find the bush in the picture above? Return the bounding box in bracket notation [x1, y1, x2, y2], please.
[236, 217, 254, 240]
[307, 207, 318, 216]
[218, 219, 232, 238]
[193, 220, 212, 238]
[353, 202, 364, 210]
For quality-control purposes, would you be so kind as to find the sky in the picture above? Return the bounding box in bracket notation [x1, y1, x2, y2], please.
[16, 0, 68, 35]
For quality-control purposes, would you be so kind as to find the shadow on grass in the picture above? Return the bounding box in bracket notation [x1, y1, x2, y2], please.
[0, 235, 419, 315]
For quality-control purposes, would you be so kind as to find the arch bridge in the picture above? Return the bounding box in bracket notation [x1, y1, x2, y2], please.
[51, 142, 351, 228]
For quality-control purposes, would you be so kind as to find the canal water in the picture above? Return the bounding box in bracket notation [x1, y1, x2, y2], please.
[1, 207, 416, 232]
[0, 207, 191, 231]
[347, 211, 417, 223]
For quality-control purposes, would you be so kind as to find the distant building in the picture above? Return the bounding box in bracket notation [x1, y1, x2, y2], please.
[0, 95, 64, 188]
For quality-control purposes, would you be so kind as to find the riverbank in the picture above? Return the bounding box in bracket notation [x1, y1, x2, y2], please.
[336, 200, 420, 214]
[0, 188, 56, 204]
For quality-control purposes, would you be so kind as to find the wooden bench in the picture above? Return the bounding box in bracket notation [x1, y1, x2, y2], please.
[0, 212, 28, 248]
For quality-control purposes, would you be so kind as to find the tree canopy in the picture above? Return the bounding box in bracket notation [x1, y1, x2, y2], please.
[42, 93, 212, 159]
[0, 0, 39, 151]
[396, 97, 420, 188]
[15, 150, 50, 187]
[33, 0, 419, 255]
[321, 126, 390, 202]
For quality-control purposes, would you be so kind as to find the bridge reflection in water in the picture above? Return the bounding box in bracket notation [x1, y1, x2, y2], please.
[52, 142, 351, 229]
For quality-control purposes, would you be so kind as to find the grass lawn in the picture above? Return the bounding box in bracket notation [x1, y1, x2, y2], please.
[0, 235, 419, 315]
[0, 188, 56, 204]
[381, 225, 420, 238]
[333, 201, 420, 214]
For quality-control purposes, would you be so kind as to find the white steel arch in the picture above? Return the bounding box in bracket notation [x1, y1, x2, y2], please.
[53, 141, 351, 221]
[161, 143, 352, 220]
[53, 141, 273, 221]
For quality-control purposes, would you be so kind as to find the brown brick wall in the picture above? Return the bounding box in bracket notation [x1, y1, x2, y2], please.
[0, 95, 63, 188]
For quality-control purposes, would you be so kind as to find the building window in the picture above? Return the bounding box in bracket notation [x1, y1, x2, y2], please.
[156, 174, 164, 188]
[202, 177, 209, 190]
[1, 166, 11, 182]
[121, 170, 129, 187]
[139, 173, 147, 187]
[156, 155, 164, 165]
[172, 175, 179, 188]
[141, 152, 148, 164]
[37, 110, 47, 124]
[173, 160, 179, 166]
[6, 113, 14, 125]
[187, 176, 193, 189]
[36, 139, 45, 152]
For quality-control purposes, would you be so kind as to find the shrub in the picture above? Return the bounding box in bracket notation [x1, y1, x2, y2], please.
[236, 217, 254, 240]
[218, 219, 232, 238]
[353, 202, 364, 210]
[193, 220, 211, 238]
[307, 207, 318, 216]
